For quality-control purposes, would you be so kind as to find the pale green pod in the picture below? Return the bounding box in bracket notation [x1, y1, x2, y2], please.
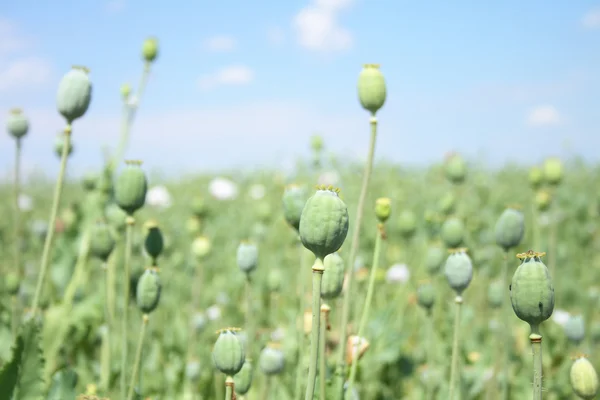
[311, 135, 324, 153]
[136, 269, 161, 314]
[114, 160, 148, 215]
[397, 210, 417, 240]
[529, 166, 543, 189]
[6, 108, 28, 139]
[357, 64, 386, 115]
[191, 196, 209, 218]
[299, 187, 349, 260]
[82, 171, 97, 192]
[185, 361, 201, 381]
[424, 244, 446, 275]
[374, 197, 392, 223]
[282, 184, 308, 231]
[267, 269, 282, 292]
[570, 357, 599, 400]
[444, 154, 467, 184]
[444, 249, 473, 295]
[259, 346, 285, 375]
[321, 252, 345, 299]
[565, 315, 585, 344]
[213, 329, 245, 376]
[144, 220, 164, 262]
[54, 132, 74, 158]
[191, 236, 211, 261]
[510, 251, 554, 326]
[543, 157, 563, 186]
[234, 360, 254, 395]
[417, 282, 435, 310]
[106, 202, 128, 232]
[494, 208, 525, 251]
[56, 66, 92, 123]
[438, 192, 456, 216]
[535, 190, 551, 212]
[142, 37, 159, 63]
[89, 221, 116, 262]
[487, 280, 503, 309]
[5, 272, 20, 296]
[441, 217, 465, 248]
[237, 241, 258, 274]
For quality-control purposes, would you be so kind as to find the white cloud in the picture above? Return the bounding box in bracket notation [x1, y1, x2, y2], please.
[267, 27, 285, 46]
[293, 0, 353, 52]
[582, 9, 600, 29]
[203, 35, 237, 52]
[527, 105, 561, 127]
[197, 66, 254, 89]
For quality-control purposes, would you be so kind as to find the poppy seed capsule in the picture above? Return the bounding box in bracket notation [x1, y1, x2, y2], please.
[6, 108, 28, 139]
[136, 268, 161, 314]
[444, 154, 467, 184]
[237, 241, 258, 275]
[191, 196, 209, 219]
[89, 221, 116, 262]
[510, 251, 554, 326]
[282, 185, 308, 231]
[5, 272, 20, 296]
[191, 236, 211, 261]
[441, 217, 465, 249]
[565, 315, 586, 345]
[299, 186, 349, 260]
[213, 329, 245, 376]
[259, 345, 285, 375]
[535, 191, 551, 212]
[115, 160, 148, 215]
[234, 359, 254, 395]
[374, 197, 392, 223]
[267, 269, 282, 292]
[487, 281, 504, 309]
[417, 282, 435, 310]
[529, 166, 543, 189]
[495, 208, 525, 251]
[310, 135, 324, 153]
[424, 245, 446, 275]
[144, 220, 164, 262]
[321, 252, 345, 300]
[570, 356, 599, 400]
[397, 210, 417, 239]
[56, 66, 92, 123]
[142, 37, 159, 63]
[357, 64, 386, 115]
[106, 202, 127, 232]
[54, 132, 74, 159]
[543, 157, 563, 186]
[444, 248, 473, 295]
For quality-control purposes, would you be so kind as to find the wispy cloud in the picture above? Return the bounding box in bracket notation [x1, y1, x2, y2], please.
[292, 0, 353, 53]
[203, 35, 237, 52]
[582, 8, 600, 29]
[527, 105, 561, 127]
[197, 65, 254, 89]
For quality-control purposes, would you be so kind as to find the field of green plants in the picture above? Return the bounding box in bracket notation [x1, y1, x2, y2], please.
[1, 37, 600, 400]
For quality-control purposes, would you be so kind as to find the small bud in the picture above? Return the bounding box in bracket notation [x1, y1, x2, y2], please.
[570, 356, 599, 400]
[441, 217, 465, 249]
[487, 280, 504, 309]
[444, 248, 473, 295]
[310, 135, 324, 153]
[494, 208, 525, 251]
[120, 83, 131, 100]
[565, 315, 586, 345]
[142, 36, 159, 63]
[535, 190, 551, 212]
[357, 64, 386, 115]
[6, 108, 29, 139]
[259, 344, 285, 376]
[529, 166, 543, 189]
[89, 221, 116, 262]
[397, 210, 417, 240]
[234, 360, 254, 395]
[417, 282, 435, 310]
[143, 220, 164, 263]
[444, 153, 467, 185]
[191, 236, 211, 261]
[374, 197, 392, 223]
[321, 252, 345, 299]
[424, 244, 445, 275]
[282, 184, 308, 232]
[54, 131, 74, 159]
[237, 241, 258, 275]
[543, 157, 563, 186]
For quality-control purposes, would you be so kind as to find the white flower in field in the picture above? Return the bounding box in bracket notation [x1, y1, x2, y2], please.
[209, 177, 238, 200]
[249, 184, 266, 200]
[552, 309, 570, 327]
[317, 170, 340, 187]
[386, 263, 410, 284]
[18, 194, 33, 211]
[146, 185, 172, 209]
[206, 305, 221, 321]
[271, 327, 285, 342]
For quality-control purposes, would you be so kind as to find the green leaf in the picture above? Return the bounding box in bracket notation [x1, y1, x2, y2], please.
[14, 319, 46, 400]
[46, 369, 77, 400]
[0, 334, 25, 400]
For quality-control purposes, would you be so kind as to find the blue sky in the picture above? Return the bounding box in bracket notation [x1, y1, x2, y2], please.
[0, 0, 599, 179]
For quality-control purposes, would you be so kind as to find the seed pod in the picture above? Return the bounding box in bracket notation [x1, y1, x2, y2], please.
[234, 359, 254, 395]
[6, 108, 28, 139]
[191, 196, 209, 219]
[510, 251, 554, 327]
[357, 64, 386, 115]
[259, 345, 285, 375]
[543, 157, 563, 186]
[529, 166, 543, 189]
[120, 83, 131, 100]
[213, 329, 245, 376]
[444, 248, 473, 295]
[106, 202, 127, 232]
[191, 236, 211, 261]
[310, 135, 324, 153]
[56, 66, 92, 123]
[321, 252, 345, 299]
[487, 280, 504, 309]
[535, 190, 551, 212]
[237, 241, 258, 275]
[444, 154, 467, 185]
[282, 184, 308, 231]
[54, 132, 74, 159]
[89, 221, 116, 262]
[185, 360, 201, 381]
[114, 160, 148, 215]
[144, 220, 164, 262]
[374, 197, 392, 223]
[142, 37, 159, 63]
[5, 272, 20, 296]
[136, 268, 161, 314]
[565, 315, 586, 345]
[267, 269, 282, 292]
[441, 217, 465, 248]
[570, 356, 599, 400]
[397, 210, 417, 240]
[417, 282, 435, 311]
[424, 244, 446, 275]
[438, 192, 456, 216]
[81, 171, 97, 192]
[299, 186, 349, 260]
[494, 208, 525, 251]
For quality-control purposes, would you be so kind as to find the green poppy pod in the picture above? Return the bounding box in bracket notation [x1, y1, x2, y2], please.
[259, 345, 285, 376]
[357, 64, 387, 115]
[564, 315, 585, 345]
[535, 190, 551, 212]
[374, 197, 392, 223]
[510, 251, 554, 327]
[494, 207, 525, 251]
[54, 132, 74, 159]
[282, 184, 308, 231]
[136, 268, 161, 314]
[570, 356, 599, 400]
[267, 269, 282, 292]
[5, 272, 20, 296]
[191, 196, 209, 219]
[417, 282, 435, 310]
[89, 221, 116, 262]
[438, 192, 456, 216]
[234, 359, 254, 395]
[6, 108, 28, 139]
[106, 202, 128, 232]
[397, 210, 417, 240]
[424, 244, 445, 275]
[321, 252, 345, 300]
[444, 248, 473, 295]
[120, 83, 131, 100]
[82, 171, 97, 192]
[144, 220, 164, 262]
[543, 157, 563, 186]
[237, 241, 258, 275]
[299, 186, 349, 260]
[487, 281, 504, 309]
[310, 135, 324, 153]
[114, 160, 148, 215]
[441, 217, 465, 249]
[213, 329, 245, 376]
[191, 236, 211, 261]
[142, 37, 159, 63]
[56, 66, 92, 123]
[185, 361, 201, 381]
[529, 166, 543, 190]
[444, 154, 467, 185]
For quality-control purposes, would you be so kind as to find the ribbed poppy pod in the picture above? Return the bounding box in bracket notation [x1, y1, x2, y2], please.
[282, 184, 308, 231]
[259, 345, 285, 376]
[374, 197, 392, 223]
[441, 217, 465, 249]
[321, 252, 345, 299]
[237, 241, 258, 275]
[299, 186, 349, 260]
[114, 160, 147, 215]
[6, 108, 28, 139]
[357, 64, 386, 115]
[444, 154, 467, 184]
[494, 207, 525, 251]
[543, 157, 563, 186]
[444, 248, 473, 295]
[510, 251, 554, 327]
[213, 329, 245, 376]
[234, 359, 254, 395]
[89, 221, 116, 262]
[142, 37, 159, 63]
[54, 132, 74, 159]
[144, 220, 164, 262]
[397, 210, 417, 240]
[136, 268, 161, 314]
[417, 282, 435, 311]
[56, 66, 92, 123]
[570, 356, 599, 400]
[424, 244, 445, 275]
[564, 315, 585, 345]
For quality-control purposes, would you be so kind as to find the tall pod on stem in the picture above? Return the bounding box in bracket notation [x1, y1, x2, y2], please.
[31, 65, 92, 314]
[510, 250, 554, 400]
[335, 63, 386, 399]
[299, 186, 349, 400]
[213, 328, 246, 400]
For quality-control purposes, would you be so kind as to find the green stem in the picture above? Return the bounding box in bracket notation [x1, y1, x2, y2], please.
[530, 326, 543, 400]
[531, 201, 540, 250]
[225, 376, 234, 400]
[500, 250, 511, 400]
[31, 124, 72, 313]
[245, 275, 254, 358]
[121, 216, 135, 399]
[335, 115, 378, 399]
[347, 225, 383, 393]
[448, 295, 463, 400]
[62, 230, 91, 306]
[295, 240, 307, 400]
[101, 262, 112, 391]
[261, 375, 271, 400]
[11, 296, 18, 339]
[319, 305, 329, 400]
[548, 191, 557, 285]
[304, 258, 325, 400]
[424, 309, 434, 400]
[13, 138, 22, 280]
[126, 315, 148, 400]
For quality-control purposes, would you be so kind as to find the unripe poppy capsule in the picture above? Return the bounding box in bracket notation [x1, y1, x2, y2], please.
[495, 207, 525, 251]
[142, 37, 159, 63]
[357, 64, 386, 115]
[56, 66, 92, 123]
[234, 360, 254, 395]
[282, 184, 308, 232]
[237, 241, 258, 275]
[374, 197, 392, 223]
[6, 108, 28, 139]
[89, 221, 116, 262]
[444, 153, 467, 184]
[570, 356, 599, 399]
[444, 248, 473, 295]
[259, 345, 285, 376]
[321, 252, 345, 300]
[543, 157, 563, 186]
[114, 160, 148, 215]
[212, 328, 245, 376]
[441, 217, 465, 249]
[136, 268, 161, 314]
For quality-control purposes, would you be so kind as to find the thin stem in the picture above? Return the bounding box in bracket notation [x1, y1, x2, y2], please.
[347, 225, 383, 393]
[121, 216, 135, 399]
[11, 296, 18, 338]
[448, 295, 463, 400]
[31, 124, 72, 313]
[424, 309, 434, 400]
[530, 326, 543, 400]
[101, 262, 112, 391]
[261, 376, 271, 400]
[319, 304, 330, 400]
[500, 249, 511, 400]
[126, 314, 148, 400]
[304, 258, 325, 400]
[225, 376, 234, 400]
[531, 202, 540, 250]
[245, 275, 254, 358]
[13, 138, 22, 280]
[335, 116, 378, 398]
[294, 240, 307, 400]
[186, 261, 204, 365]
[548, 189, 557, 287]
